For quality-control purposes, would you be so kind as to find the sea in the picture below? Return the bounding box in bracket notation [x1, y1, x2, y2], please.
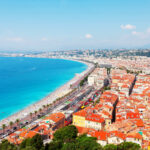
[0, 57, 87, 120]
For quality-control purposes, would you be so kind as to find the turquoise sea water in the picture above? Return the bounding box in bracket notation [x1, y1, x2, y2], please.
[0, 57, 87, 120]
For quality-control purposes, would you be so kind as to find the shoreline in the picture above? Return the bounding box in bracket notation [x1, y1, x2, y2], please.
[0, 57, 94, 127]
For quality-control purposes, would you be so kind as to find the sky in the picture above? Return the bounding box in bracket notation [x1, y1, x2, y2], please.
[0, 0, 150, 51]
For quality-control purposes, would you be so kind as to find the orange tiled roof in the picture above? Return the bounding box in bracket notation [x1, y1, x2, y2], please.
[25, 131, 37, 138]
[89, 130, 109, 141]
[127, 132, 142, 139]
[135, 119, 144, 127]
[85, 113, 104, 123]
[110, 131, 126, 140]
[126, 112, 140, 119]
[137, 104, 146, 109]
[44, 112, 65, 123]
[76, 126, 96, 134]
[73, 109, 87, 117]
[19, 130, 37, 139]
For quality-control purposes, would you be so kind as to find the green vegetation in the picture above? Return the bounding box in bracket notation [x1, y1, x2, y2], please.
[104, 86, 111, 91]
[2, 124, 6, 133]
[117, 66, 142, 75]
[52, 133, 102, 150]
[106, 67, 111, 75]
[103, 144, 117, 150]
[126, 69, 142, 75]
[93, 99, 100, 106]
[53, 125, 78, 143]
[80, 75, 89, 86]
[117, 142, 141, 150]
[0, 140, 17, 150]
[118, 67, 126, 70]
[75, 134, 102, 150]
[0, 125, 141, 150]
[19, 134, 44, 150]
[101, 86, 111, 94]
[94, 62, 99, 67]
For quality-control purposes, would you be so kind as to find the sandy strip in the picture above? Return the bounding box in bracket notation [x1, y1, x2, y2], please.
[0, 58, 94, 127]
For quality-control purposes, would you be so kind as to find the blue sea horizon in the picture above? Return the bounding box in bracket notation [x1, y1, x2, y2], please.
[0, 57, 87, 120]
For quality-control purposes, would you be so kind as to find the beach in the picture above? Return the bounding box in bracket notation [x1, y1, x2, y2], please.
[0, 58, 94, 127]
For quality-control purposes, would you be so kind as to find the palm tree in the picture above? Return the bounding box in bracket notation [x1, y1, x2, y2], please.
[9, 121, 13, 129]
[48, 104, 52, 110]
[34, 110, 38, 118]
[46, 104, 49, 112]
[30, 112, 33, 119]
[2, 124, 6, 134]
[43, 105, 46, 112]
[46, 104, 49, 108]
[39, 108, 42, 114]
[16, 119, 20, 127]
[34, 110, 37, 116]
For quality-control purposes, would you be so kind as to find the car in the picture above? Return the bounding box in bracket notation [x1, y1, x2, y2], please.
[38, 115, 41, 118]
[13, 127, 17, 131]
[81, 106, 85, 109]
[25, 121, 29, 125]
[85, 102, 89, 105]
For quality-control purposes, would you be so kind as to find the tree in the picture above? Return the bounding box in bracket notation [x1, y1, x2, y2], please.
[2, 124, 6, 134]
[19, 134, 43, 150]
[103, 144, 117, 150]
[46, 104, 49, 112]
[0, 140, 17, 150]
[94, 63, 99, 68]
[15, 119, 20, 126]
[39, 108, 42, 114]
[43, 105, 46, 110]
[9, 121, 13, 129]
[103, 86, 111, 91]
[30, 134, 44, 150]
[30, 112, 33, 119]
[80, 80, 84, 86]
[61, 142, 76, 150]
[117, 142, 141, 150]
[34, 110, 37, 116]
[53, 125, 78, 143]
[107, 68, 111, 75]
[79, 75, 89, 87]
[76, 134, 103, 150]
[19, 138, 32, 149]
[21, 146, 37, 150]
[45, 141, 62, 150]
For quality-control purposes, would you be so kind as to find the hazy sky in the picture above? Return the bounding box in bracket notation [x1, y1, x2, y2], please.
[0, 0, 150, 51]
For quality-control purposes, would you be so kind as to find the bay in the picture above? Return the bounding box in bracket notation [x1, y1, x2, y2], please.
[0, 57, 87, 120]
